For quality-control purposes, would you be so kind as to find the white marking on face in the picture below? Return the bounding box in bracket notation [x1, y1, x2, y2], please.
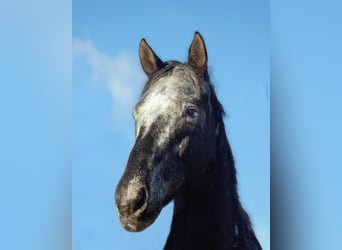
[156, 122, 172, 147]
[134, 65, 198, 147]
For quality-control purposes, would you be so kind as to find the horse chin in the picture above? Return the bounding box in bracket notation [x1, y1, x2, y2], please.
[118, 204, 162, 232]
[120, 218, 153, 232]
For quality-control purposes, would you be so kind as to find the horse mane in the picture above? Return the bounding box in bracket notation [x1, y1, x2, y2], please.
[204, 70, 261, 249]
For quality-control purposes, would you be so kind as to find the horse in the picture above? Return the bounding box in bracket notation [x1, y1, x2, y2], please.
[115, 32, 262, 250]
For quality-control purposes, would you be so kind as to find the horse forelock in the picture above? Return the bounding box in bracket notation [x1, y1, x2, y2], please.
[140, 61, 181, 97]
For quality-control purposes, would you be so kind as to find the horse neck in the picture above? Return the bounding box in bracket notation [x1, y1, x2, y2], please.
[165, 122, 262, 250]
[164, 125, 238, 250]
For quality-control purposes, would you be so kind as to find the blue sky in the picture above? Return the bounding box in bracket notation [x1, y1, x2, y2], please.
[2, 1, 342, 250]
[73, 1, 269, 249]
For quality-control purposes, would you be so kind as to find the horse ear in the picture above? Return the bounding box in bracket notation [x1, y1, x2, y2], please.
[139, 39, 165, 77]
[188, 32, 208, 74]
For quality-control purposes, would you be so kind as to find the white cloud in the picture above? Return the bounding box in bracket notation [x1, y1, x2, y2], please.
[72, 38, 144, 119]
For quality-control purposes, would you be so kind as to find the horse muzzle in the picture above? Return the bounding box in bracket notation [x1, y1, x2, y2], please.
[115, 181, 161, 232]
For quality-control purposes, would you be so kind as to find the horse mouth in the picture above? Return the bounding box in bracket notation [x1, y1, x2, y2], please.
[119, 216, 152, 232]
[116, 203, 162, 232]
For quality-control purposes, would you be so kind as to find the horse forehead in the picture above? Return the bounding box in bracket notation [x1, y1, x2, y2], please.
[136, 67, 199, 114]
[155, 66, 199, 96]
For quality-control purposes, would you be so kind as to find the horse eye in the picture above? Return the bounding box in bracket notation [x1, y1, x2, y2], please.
[185, 107, 198, 119]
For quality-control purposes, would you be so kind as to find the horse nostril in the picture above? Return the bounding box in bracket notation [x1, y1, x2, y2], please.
[133, 187, 148, 213]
